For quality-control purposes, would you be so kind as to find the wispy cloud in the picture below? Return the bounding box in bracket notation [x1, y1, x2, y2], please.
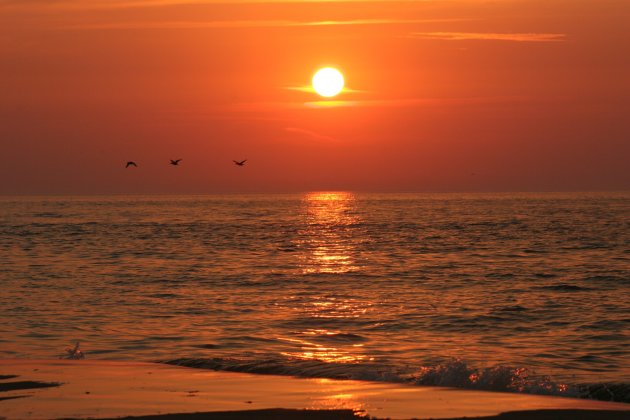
[64, 18, 466, 31]
[286, 86, 363, 95]
[285, 127, 335, 142]
[302, 97, 511, 109]
[228, 95, 533, 111]
[295, 18, 467, 27]
[1, 1, 443, 11]
[410, 32, 566, 42]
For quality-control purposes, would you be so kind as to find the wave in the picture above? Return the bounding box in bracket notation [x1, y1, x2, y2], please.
[538, 284, 592, 291]
[161, 357, 630, 403]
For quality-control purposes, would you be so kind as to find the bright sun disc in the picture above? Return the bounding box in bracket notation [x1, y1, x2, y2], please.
[312, 67, 344, 98]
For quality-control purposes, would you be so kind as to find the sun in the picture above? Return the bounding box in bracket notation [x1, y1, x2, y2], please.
[312, 67, 345, 98]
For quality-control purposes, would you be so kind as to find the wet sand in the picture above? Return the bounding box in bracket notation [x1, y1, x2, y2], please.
[0, 360, 628, 419]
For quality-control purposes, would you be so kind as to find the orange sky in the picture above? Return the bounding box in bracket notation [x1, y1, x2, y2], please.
[1, 0, 628, 194]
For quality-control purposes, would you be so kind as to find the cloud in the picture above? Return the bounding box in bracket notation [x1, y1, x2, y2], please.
[227, 95, 533, 112]
[1, 1, 449, 11]
[302, 97, 529, 109]
[63, 18, 467, 31]
[286, 86, 363, 95]
[295, 18, 468, 27]
[410, 32, 566, 42]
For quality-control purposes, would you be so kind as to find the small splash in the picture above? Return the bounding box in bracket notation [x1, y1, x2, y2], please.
[62, 342, 85, 360]
[408, 359, 572, 397]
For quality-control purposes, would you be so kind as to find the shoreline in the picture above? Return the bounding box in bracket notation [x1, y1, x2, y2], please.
[1, 360, 628, 419]
[64, 409, 630, 420]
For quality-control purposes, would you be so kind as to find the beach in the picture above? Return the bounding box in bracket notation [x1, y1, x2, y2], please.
[1, 194, 629, 420]
[3, 0, 630, 417]
[1, 360, 628, 419]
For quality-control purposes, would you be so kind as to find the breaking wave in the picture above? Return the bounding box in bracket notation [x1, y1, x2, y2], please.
[161, 357, 630, 403]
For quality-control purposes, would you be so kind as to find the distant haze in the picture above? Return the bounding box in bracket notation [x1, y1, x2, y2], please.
[1, 0, 629, 194]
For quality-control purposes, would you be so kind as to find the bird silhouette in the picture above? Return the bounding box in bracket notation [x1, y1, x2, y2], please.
[170, 159, 182, 166]
[126, 161, 138, 168]
[233, 159, 247, 166]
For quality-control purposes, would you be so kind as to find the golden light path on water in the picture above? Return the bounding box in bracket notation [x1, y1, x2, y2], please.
[279, 192, 373, 365]
[298, 192, 359, 274]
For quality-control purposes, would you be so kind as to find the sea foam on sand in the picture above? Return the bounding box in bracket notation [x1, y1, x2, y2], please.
[0, 360, 628, 419]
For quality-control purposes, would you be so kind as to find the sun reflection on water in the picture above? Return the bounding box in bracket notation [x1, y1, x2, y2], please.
[281, 193, 374, 364]
[297, 192, 360, 274]
[278, 329, 373, 363]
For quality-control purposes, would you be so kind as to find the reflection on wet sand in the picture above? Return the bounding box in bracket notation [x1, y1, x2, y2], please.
[309, 379, 366, 414]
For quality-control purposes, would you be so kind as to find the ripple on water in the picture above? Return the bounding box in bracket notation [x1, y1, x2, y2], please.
[1, 193, 629, 393]
[538, 284, 593, 291]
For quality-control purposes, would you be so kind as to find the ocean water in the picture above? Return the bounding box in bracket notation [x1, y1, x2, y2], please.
[1, 193, 629, 401]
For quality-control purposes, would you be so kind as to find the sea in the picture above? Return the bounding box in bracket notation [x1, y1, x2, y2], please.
[1, 192, 628, 402]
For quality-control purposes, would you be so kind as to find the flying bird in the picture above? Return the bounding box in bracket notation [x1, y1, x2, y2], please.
[170, 159, 182, 166]
[126, 161, 138, 168]
[233, 159, 247, 166]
